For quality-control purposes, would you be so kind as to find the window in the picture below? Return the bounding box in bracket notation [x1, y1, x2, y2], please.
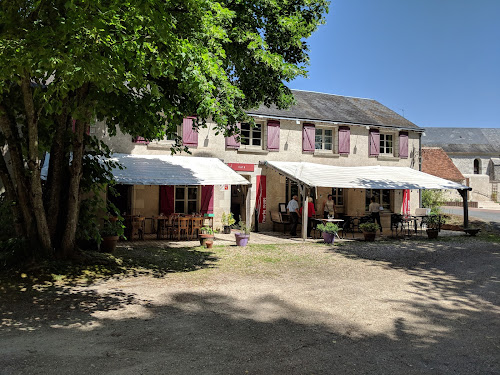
[315, 127, 333, 150]
[285, 178, 299, 204]
[474, 159, 481, 174]
[241, 122, 262, 147]
[331, 188, 344, 206]
[365, 189, 392, 211]
[165, 124, 181, 141]
[380, 133, 393, 155]
[175, 186, 198, 214]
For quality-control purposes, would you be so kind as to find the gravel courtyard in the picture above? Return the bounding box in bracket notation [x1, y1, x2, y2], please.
[1, 237, 499, 374]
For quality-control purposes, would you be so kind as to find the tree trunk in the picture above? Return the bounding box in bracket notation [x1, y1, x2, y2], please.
[45, 113, 70, 244]
[0, 150, 25, 236]
[21, 76, 53, 256]
[0, 104, 37, 244]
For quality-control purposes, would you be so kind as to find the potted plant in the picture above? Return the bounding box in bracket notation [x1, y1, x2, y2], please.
[359, 222, 380, 242]
[100, 218, 125, 253]
[424, 214, 446, 239]
[199, 226, 215, 246]
[235, 221, 251, 246]
[316, 222, 339, 244]
[221, 212, 236, 234]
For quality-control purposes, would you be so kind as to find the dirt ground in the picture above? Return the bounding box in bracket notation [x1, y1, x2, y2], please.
[1, 236, 499, 375]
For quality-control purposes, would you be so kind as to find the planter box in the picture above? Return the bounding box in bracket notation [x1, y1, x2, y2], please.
[363, 231, 376, 242]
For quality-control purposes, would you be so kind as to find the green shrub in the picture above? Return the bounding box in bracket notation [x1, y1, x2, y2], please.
[359, 222, 380, 232]
[422, 190, 445, 214]
[316, 222, 339, 234]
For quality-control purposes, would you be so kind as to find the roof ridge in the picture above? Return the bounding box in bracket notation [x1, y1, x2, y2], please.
[290, 89, 375, 101]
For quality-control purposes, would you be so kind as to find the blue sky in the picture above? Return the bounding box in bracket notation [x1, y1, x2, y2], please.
[290, 0, 500, 128]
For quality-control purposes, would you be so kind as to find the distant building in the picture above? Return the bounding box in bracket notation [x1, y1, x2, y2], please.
[422, 128, 500, 206]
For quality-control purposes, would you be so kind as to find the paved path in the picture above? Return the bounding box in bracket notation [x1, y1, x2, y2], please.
[442, 206, 500, 224]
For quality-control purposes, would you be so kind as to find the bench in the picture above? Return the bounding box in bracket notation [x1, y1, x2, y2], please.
[271, 211, 291, 234]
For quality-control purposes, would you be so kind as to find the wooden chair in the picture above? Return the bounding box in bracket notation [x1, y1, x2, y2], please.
[177, 217, 190, 240]
[130, 216, 145, 240]
[190, 217, 204, 239]
[271, 211, 291, 234]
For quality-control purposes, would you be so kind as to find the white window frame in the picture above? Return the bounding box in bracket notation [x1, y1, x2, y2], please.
[365, 189, 392, 211]
[241, 122, 263, 148]
[380, 133, 394, 155]
[315, 126, 334, 151]
[331, 187, 344, 207]
[174, 186, 199, 214]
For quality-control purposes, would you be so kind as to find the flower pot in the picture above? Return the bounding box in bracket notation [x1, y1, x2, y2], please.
[199, 234, 214, 246]
[363, 231, 376, 242]
[205, 240, 213, 249]
[101, 235, 119, 253]
[235, 233, 250, 246]
[223, 226, 231, 234]
[426, 229, 439, 239]
[322, 232, 335, 244]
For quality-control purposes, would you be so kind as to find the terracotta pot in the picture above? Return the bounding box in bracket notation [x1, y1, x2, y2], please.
[101, 235, 119, 253]
[363, 231, 376, 242]
[199, 234, 214, 247]
[205, 241, 213, 249]
[426, 229, 439, 239]
[322, 232, 335, 244]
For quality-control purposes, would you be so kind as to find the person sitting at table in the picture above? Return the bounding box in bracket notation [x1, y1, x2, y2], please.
[368, 196, 383, 233]
[322, 194, 336, 219]
[299, 197, 316, 238]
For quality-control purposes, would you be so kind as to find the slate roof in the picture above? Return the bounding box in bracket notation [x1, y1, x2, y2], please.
[421, 147, 465, 182]
[248, 90, 420, 130]
[422, 127, 500, 154]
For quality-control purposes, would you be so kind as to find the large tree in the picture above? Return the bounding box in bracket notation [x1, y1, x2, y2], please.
[0, 0, 328, 259]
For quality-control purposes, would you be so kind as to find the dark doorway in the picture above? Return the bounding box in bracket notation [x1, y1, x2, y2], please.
[108, 184, 131, 215]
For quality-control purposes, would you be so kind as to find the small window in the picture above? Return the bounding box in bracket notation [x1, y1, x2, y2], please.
[380, 134, 393, 155]
[241, 122, 262, 147]
[366, 189, 392, 211]
[175, 186, 199, 214]
[474, 159, 481, 174]
[331, 188, 344, 206]
[315, 127, 333, 150]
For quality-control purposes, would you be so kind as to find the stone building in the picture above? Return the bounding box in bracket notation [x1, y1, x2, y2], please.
[93, 90, 468, 232]
[422, 128, 500, 206]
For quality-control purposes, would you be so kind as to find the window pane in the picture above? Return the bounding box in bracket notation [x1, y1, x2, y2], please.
[325, 129, 332, 137]
[187, 201, 197, 214]
[188, 187, 197, 200]
[382, 190, 391, 208]
[176, 187, 185, 199]
[324, 142, 332, 150]
[337, 197, 343, 205]
[315, 142, 322, 150]
[252, 138, 261, 146]
[175, 201, 185, 214]
[315, 134, 323, 142]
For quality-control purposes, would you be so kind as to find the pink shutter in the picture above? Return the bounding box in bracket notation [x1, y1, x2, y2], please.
[132, 136, 149, 144]
[182, 117, 198, 147]
[399, 132, 408, 158]
[225, 122, 241, 149]
[369, 129, 380, 156]
[200, 185, 214, 214]
[267, 120, 280, 151]
[159, 186, 175, 215]
[302, 123, 315, 153]
[338, 126, 350, 154]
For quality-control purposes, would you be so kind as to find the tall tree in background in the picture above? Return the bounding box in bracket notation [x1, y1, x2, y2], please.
[0, 0, 328, 259]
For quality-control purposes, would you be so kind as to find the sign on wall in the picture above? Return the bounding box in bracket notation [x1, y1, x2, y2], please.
[256, 175, 267, 223]
[227, 163, 255, 172]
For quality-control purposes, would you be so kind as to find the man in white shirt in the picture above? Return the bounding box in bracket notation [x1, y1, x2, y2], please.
[368, 196, 382, 232]
[287, 195, 300, 236]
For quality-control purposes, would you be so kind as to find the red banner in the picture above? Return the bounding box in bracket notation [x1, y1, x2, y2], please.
[402, 189, 411, 217]
[256, 175, 267, 223]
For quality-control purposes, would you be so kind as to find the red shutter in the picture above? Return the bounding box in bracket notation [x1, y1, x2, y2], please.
[302, 123, 315, 153]
[132, 136, 149, 144]
[369, 129, 380, 156]
[267, 120, 280, 151]
[399, 132, 408, 158]
[182, 117, 198, 147]
[338, 126, 350, 154]
[159, 186, 175, 215]
[200, 185, 214, 214]
[225, 122, 241, 149]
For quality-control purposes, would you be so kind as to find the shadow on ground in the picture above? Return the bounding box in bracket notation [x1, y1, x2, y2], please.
[1, 241, 499, 374]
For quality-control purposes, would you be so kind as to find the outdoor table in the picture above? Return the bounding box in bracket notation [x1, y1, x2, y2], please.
[401, 216, 418, 236]
[153, 216, 170, 239]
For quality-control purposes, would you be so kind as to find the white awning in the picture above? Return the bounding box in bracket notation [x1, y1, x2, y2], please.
[42, 153, 250, 186]
[263, 161, 470, 190]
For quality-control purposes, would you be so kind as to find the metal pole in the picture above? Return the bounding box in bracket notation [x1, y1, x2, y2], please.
[301, 186, 308, 241]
